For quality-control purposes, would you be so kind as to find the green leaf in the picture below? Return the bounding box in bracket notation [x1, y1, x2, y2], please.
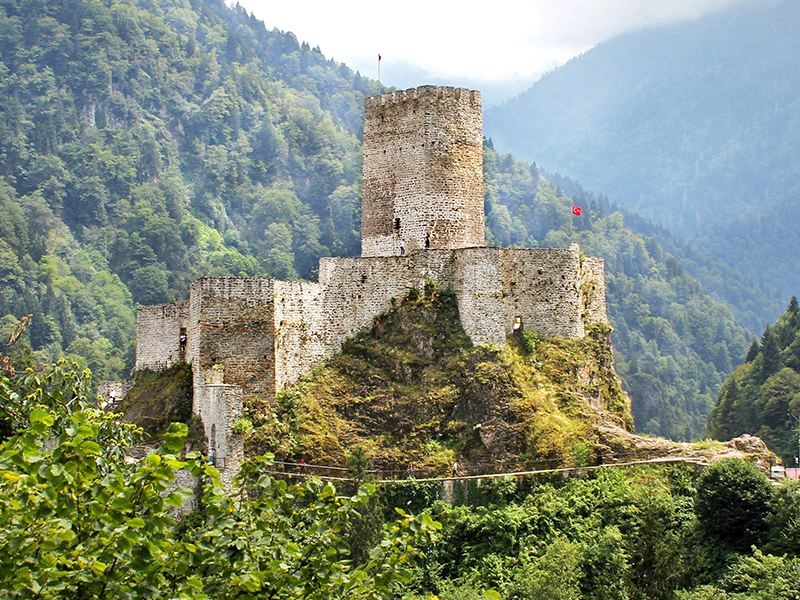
[29, 407, 54, 426]
[80, 441, 102, 456]
[165, 493, 184, 507]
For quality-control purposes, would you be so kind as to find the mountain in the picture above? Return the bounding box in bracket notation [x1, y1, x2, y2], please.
[484, 0, 800, 313]
[0, 0, 760, 440]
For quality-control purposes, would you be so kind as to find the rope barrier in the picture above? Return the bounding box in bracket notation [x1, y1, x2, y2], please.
[270, 449, 699, 479]
[265, 456, 707, 484]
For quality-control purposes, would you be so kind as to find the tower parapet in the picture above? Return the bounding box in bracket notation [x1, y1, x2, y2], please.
[361, 86, 485, 257]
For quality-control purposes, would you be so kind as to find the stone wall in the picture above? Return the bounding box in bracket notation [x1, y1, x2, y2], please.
[581, 256, 607, 328]
[452, 248, 507, 345]
[361, 86, 485, 257]
[194, 382, 244, 490]
[273, 280, 326, 392]
[134, 251, 606, 404]
[498, 246, 585, 339]
[192, 277, 276, 398]
[135, 302, 188, 371]
[316, 246, 603, 356]
[319, 250, 458, 354]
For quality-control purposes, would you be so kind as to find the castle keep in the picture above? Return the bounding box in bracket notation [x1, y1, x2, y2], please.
[362, 86, 484, 256]
[134, 86, 608, 478]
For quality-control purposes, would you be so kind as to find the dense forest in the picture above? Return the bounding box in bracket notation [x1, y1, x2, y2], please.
[0, 0, 378, 380]
[708, 297, 800, 465]
[0, 0, 774, 440]
[484, 0, 799, 318]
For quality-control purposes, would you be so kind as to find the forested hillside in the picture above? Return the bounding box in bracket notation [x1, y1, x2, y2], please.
[708, 297, 800, 464]
[0, 0, 756, 440]
[484, 0, 800, 316]
[0, 0, 377, 380]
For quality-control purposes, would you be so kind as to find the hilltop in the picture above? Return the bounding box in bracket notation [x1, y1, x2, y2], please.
[237, 287, 772, 474]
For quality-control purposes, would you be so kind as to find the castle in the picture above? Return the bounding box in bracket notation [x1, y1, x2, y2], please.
[133, 86, 608, 480]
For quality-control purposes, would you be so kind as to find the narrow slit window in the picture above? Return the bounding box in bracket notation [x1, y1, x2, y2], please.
[394, 217, 401, 231]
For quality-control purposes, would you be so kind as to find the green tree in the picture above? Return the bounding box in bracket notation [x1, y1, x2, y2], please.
[695, 459, 774, 553]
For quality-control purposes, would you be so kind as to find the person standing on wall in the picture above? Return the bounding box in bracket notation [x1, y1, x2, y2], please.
[400, 240, 406, 256]
[425, 232, 431, 248]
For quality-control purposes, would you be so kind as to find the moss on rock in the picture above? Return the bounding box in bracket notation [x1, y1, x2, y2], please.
[244, 288, 632, 475]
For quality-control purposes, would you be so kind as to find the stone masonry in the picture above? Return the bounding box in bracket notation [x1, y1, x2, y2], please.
[362, 86, 484, 257]
[131, 86, 608, 480]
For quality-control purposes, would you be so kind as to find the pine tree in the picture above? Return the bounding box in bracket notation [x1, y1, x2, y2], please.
[759, 325, 783, 381]
[789, 295, 800, 329]
[745, 339, 760, 363]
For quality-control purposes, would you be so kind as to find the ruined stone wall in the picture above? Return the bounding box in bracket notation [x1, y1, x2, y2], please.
[362, 86, 484, 257]
[273, 281, 326, 393]
[319, 251, 458, 354]
[194, 382, 244, 490]
[135, 302, 188, 371]
[191, 277, 276, 398]
[581, 256, 608, 328]
[498, 246, 585, 339]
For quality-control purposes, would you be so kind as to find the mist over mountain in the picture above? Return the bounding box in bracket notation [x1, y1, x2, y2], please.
[485, 0, 800, 311]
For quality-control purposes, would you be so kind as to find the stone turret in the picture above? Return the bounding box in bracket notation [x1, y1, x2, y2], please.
[361, 86, 485, 257]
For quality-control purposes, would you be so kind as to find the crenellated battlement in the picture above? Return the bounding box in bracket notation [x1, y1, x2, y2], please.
[364, 85, 481, 112]
[192, 276, 275, 300]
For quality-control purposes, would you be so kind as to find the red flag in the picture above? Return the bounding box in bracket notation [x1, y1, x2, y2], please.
[572, 206, 582, 216]
[378, 53, 382, 61]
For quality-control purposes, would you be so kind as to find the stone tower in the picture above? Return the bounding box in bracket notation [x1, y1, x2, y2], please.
[361, 86, 485, 257]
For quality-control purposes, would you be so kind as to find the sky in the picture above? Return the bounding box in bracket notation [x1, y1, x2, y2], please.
[234, 0, 757, 106]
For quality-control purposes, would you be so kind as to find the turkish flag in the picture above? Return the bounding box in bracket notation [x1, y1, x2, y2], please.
[572, 206, 582, 216]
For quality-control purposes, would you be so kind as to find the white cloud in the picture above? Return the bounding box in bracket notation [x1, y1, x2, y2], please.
[234, 0, 759, 103]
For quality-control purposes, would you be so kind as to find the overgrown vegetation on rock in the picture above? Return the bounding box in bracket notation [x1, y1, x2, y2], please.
[244, 286, 631, 473]
[117, 362, 203, 448]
